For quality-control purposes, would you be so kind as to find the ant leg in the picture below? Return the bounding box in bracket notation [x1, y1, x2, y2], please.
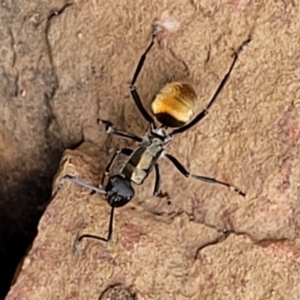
[170, 37, 251, 136]
[98, 119, 142, 143]
[72, 148, 131, 251]
[153, 163, 161, 196]
[73, 205, 115, 253]
[164, 153, 245, 197]
[58, 174, 107, 195]
[72, 148, 133, 252]
[101, 148, 133, 186]
[129, 32, 157, 126]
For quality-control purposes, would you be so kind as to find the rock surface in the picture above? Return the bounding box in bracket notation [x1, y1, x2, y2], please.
[2, 0, 300, 299]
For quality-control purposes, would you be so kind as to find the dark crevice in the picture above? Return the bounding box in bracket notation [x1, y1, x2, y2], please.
[0, 148, 63, 299]
[45, 2, 73, 66]
[194, 228, 291, 259]
[194, 230, 232, 258]
[8, 27, 16, 68]
[99, 283, 137, 300]
[168, 48, 190, 78]
[43, 3, 73, 132]
[0, 3, 74, 299]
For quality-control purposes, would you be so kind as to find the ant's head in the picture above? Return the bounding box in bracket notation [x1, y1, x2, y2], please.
[105, 175, 135, 207]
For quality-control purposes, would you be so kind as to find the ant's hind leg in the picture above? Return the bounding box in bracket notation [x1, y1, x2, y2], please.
[170, 37, 251, 136]
[164, 153, 245, 197]
[129, 30, 157, 126]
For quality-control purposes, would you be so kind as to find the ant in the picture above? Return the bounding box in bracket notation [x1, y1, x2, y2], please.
[56, 27, 250, 251]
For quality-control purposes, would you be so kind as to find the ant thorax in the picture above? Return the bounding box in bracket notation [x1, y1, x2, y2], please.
[153, 126, 167, 137]
[150, 125, 173, 144]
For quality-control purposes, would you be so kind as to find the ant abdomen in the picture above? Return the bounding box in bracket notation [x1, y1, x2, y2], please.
[151, 82, 197, 127]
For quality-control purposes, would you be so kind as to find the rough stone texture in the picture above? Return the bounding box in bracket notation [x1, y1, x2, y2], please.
[6, 142, 300, 300]
[2, 0, 300, 299]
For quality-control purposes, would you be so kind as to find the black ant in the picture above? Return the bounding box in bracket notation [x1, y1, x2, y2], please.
[55, 28, 250, 251]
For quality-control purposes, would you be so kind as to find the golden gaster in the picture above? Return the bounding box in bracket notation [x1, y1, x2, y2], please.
[151, 82, 197, 127]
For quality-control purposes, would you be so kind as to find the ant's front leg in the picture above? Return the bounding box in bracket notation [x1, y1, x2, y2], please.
[100, 147, 133, 187]
[73, 205, 115, 253]
[55, 174, 107, 196]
